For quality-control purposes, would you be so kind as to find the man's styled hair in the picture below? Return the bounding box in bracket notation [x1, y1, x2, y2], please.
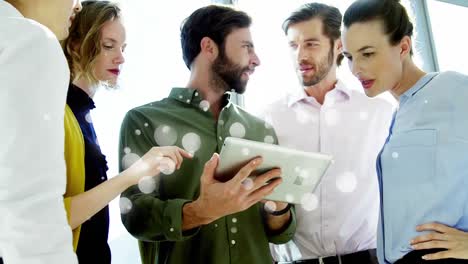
[283, 3, 344, 66]
[180, 5, 252, 70]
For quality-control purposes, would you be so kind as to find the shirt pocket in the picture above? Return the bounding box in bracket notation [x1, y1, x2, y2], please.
[386, 129, 437, 183]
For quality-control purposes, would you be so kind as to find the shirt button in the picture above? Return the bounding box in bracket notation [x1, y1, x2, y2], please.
[231, 240, 236, 245]
[170, 228, 174, 232]
[232, 218, 237, 223]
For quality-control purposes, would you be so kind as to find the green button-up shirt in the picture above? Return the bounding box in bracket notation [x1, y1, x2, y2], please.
[119, 88, 296, 264]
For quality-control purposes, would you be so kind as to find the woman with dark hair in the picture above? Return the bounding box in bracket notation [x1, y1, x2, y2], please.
[342, 0, 468, 263]
[61, 1, 192, 263]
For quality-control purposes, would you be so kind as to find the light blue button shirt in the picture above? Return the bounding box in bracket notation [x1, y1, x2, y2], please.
[376, 71, 468, 264]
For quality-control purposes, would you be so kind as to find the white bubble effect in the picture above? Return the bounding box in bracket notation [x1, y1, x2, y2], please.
[285, 194, 295, 203]
[199, 100, 210, 112]
[301, 193, 318, 211]
[135, 129, 141, 136]
[154, 125, 178, 146]
[144, 123, 149, 127]
[324, 109, 340, 126]
[392, 152, 399, 159]
[85, 113, 92, 123]
[295, 167, 301, 173]
[159, 157, 176, 175]
[264, 201, 277, 212]
[302, 168, 320, 185]
[263, 116, 273, 129]
[241, 177, 254, 190]
[300, 169, 310, 178]
[359, 111, 369, 121]
[336, 171, 357, 193]
[43, 113, 51, 121]
[123, 147, 131, 154]
[119, 197, 133, 214]
[264, 135, 274, 144]
[138, 176, 157, 194]
[182, 133, 201, 154]
[295, 107, 312, 124]
[229, 122, 246, 138]
[122, 153, 141, 170]
[218, 120, 225, 126]
[326, 96, 337, 106]
[242, 147, 250, 156]
[230, 227, 238, 234]
[424, 99, 429, 104]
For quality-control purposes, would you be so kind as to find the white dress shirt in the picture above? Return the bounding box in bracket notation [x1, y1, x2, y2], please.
[0, 1, 77, 263]
[262, 80, 394, 261]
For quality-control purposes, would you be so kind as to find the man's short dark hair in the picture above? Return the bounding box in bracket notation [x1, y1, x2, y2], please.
[180, 5, 252, 70]
[282, 3, 344, 66]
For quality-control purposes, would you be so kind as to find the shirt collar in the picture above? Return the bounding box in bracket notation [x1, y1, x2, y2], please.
[0, 1, 23, 18]
[287, 79, 351, 107]
[400, 72, 438, 102]
[169, 87, 232, 108]
[67, 83, 96, 111]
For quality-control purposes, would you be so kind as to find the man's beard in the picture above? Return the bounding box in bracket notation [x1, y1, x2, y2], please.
[211, 50, 250, 94]
[300, 47, 334, 87]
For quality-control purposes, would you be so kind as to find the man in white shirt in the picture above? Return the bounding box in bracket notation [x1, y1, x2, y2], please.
[264, 3, 393, 263]
[0, 0, 81, 263]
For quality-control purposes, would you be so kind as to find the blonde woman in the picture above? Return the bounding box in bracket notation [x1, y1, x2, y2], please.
[61, 1, 192, 263]
[0, 0, 81, 263]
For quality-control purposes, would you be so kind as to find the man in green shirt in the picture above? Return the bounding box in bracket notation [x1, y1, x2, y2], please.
[119, 5, 296, 264]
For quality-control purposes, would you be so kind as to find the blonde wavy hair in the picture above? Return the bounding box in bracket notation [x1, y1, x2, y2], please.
[62, 0, 121, 86]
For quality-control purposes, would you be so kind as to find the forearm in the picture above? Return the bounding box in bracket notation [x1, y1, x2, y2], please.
[182, 200, 214, 231]
[69, 171, 133, 229]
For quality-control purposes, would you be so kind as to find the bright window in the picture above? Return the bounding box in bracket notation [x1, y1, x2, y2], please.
[427, 1, 468, 74]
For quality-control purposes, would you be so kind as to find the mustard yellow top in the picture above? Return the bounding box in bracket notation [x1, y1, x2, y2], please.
[63, 104, 85, 250]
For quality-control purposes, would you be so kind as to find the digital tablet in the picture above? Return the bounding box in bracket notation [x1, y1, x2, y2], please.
[215, 137, 333, 204]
